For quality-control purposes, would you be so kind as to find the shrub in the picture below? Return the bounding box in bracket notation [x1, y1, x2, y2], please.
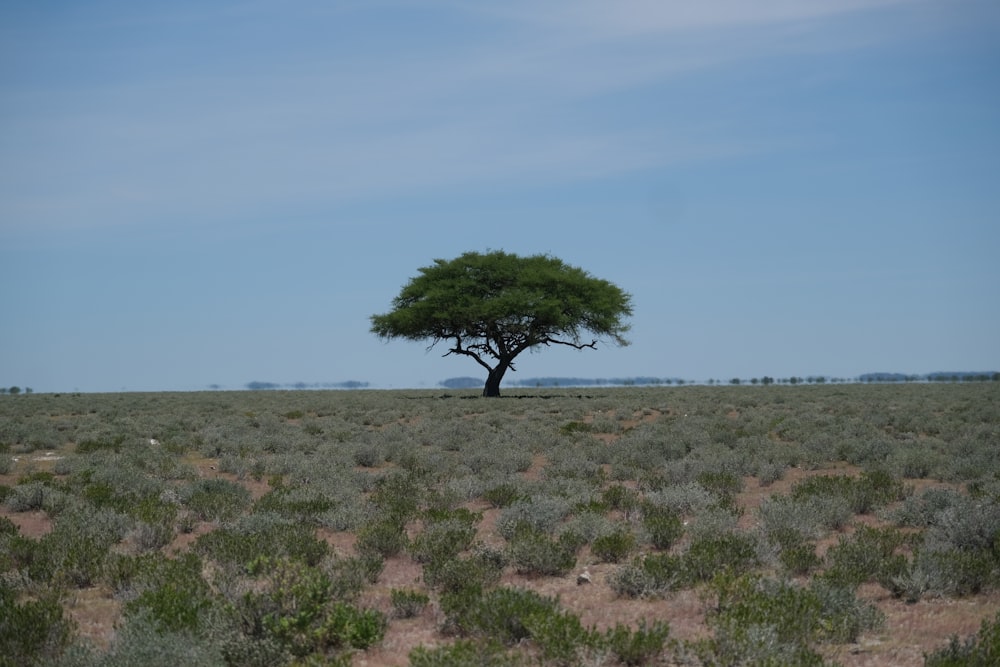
[790, 470, 906, 515]
[408, 639, 521, 667]
[604, 619, 671, 666]
[355, 518, 408, 559]
[507, 527, 577, 577]
[408, 509, 481, 564]
[925, 609, 1000, 666]
[609, 553, 686, 599]
[684, 532, 760, 583]
[390, 588, 429, 618]
[696, 471, 743, 510]
[238, 556, 386, 657]
[641, 504, 684, 550]
[602, 484, 641, 514]
[495, 497, 571, 540]
[759, 494, 851, 542]
[770, 528, 821, 576]
[703, 574, 882, 665]
[524, 608, 601, 666]
[591, 529, 636, 563]
[181, 478, 251, 521]
[194, 516, 329, 567]
[369, 473, 422, 523]
[0, 583, 75, 667]
[445, 586, 561, 646]
[821, 525, 907, 588]
[423, 546, 505, 594]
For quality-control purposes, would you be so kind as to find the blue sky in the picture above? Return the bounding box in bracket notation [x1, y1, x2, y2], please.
[2, 0, 998, 392]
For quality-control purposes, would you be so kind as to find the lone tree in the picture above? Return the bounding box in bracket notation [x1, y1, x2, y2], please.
[371, 250, 633, 397]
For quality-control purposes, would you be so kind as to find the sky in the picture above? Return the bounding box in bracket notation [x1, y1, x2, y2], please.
[2, 0, 999, 393]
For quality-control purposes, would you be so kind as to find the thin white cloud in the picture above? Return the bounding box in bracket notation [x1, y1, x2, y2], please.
[1, 0, 989, 234]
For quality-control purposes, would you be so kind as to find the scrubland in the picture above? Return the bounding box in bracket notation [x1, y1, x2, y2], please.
[2, 383, 999, 666]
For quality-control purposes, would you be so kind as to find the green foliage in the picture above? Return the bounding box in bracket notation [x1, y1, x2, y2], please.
[423, 545, 506, 593]
[820, 525, 907, 588]
[370, 251, 633, 395]
[123, 553, 212, 633]
[181, 478, 252, 521]
[390, 588, 429, 618]
[355, 518, 409, 558]
[695, 470, 743, 510]
[254, 485, 336, 523]
[641, 503, 684, 550]
[481, 482, 526, 508]
[609, 553, 687, 598]
[791, 469, 906, 514]
[194, 517, 329, 567]
[76, 434, 125, 454]
[408, 508, 481, 564]
[702, 573, 883, 665]
[604, 619, 671, 666]
[507, 526, 578, 576]
[408, 639, 521, 667]
[925, 609, 1000, 666]
[591, 528, 636, 563]
[523, 608, 601, 666]
[237, 556, 386, 658]
[684, 532, 760, 583]
[0, 583, 75, 667]
[495, 496, 571, 539]
[443, 586, 561, 645]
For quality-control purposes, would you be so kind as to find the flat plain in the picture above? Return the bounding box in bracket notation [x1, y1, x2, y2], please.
[2, 383, 999, 665]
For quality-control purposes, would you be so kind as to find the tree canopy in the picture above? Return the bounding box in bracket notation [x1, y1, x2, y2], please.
[370, 250, 633, 396]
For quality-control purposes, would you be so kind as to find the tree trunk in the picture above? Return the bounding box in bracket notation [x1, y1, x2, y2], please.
[483, 365, 507, 397]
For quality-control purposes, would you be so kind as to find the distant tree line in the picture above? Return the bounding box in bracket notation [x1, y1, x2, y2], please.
[442, 372, 1000, 390]
[245, 381, 369, 390]
[0, 386, 33, 395]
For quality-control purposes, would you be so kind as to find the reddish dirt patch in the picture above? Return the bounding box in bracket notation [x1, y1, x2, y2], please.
[0, 508, 54, 538]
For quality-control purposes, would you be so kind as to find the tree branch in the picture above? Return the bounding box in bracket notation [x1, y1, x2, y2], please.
[540, 337, 598, 350]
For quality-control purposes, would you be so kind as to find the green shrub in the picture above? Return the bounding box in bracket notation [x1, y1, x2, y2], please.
[254, 485, 336, 522]
[602, 484, 641, 513]
[0, 583, 75, 667]
[408, 509, 480, 564]
[821, 525, 907, 588]
[181, 478, 251, 521]
[390, 588, 429, 618]
[759, 493, 852, 542]
[791, 470, 906, 515]
[609, 553, 686, 598]
[684, 532, 760, 583]
[591, 529, 636, 563]
[523, 608, 601, 666]
[771, 528, 821, 576]
[194, 517, 328, 567]
[355, 518, 408, 558]
[925, 609, 1000, 666]
[604, 619, 671, 666]
[408, 639, 521, 667]
[641, 504, 684, 550]
[76, 434, 125, 453]
[445, 586, 561, 645]
[696, 471, 743, 510]
[703, 573, 882, 665]
[507, 526, 577, 577]
[238, 556, 385, 657]
[123, 553, 212, 634]
[481, 482, 526, 508]
[496, 496, 571, 540]
[369, 473, 422, 523]
[423, 546, 505, 593]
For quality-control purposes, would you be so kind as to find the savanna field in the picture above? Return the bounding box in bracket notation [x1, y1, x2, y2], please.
[2, 383, 999, 666]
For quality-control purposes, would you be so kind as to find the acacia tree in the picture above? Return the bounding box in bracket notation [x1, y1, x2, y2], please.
[371, 250, 633, 397]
